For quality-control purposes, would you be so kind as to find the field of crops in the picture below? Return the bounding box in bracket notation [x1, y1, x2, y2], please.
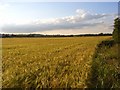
[2, 36, 111, 88]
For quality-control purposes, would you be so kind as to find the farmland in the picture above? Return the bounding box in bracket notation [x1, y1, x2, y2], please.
[2, 36, 111, 88]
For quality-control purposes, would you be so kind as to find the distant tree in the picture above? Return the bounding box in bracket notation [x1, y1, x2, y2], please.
[99, 33, 103, 36]
[112, 18, 120, 43]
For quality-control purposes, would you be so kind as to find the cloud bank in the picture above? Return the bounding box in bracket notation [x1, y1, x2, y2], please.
[1, 9, 113, 34]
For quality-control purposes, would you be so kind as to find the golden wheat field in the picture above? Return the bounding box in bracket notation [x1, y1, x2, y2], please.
[2, 36, 111, 88]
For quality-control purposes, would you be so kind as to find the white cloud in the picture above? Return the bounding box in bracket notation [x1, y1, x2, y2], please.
[1, 9, 113, 34]
[0, 3, 31, 25]
[34, 9, 108, 25]
[76, 9, 87, 18]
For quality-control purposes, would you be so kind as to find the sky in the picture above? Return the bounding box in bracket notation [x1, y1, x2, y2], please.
[0, 2, 118, 35]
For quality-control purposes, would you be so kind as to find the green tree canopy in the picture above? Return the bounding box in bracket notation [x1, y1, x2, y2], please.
[112, 17, 120, 43]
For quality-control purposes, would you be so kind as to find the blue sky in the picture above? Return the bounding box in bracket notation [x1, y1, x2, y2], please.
[3, 2, 118, 19]
[0, 2, 118, 34]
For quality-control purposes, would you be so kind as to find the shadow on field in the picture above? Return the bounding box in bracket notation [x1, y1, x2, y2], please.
[86, 39, 120, 88]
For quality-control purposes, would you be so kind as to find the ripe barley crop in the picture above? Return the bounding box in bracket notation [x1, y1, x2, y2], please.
[2, 36, 111, 88]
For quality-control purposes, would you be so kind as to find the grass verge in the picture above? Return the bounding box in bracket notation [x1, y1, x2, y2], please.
[88, 39, 120, 88]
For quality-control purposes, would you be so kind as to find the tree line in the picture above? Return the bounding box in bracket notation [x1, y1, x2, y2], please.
[0, 33, 112, 38]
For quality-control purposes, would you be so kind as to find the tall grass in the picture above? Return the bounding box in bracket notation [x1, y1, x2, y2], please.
[88, 39, 120, 88]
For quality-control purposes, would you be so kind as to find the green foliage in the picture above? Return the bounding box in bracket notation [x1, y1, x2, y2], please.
[113, 18, 120, 43]
[89, 39, 120, 88]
